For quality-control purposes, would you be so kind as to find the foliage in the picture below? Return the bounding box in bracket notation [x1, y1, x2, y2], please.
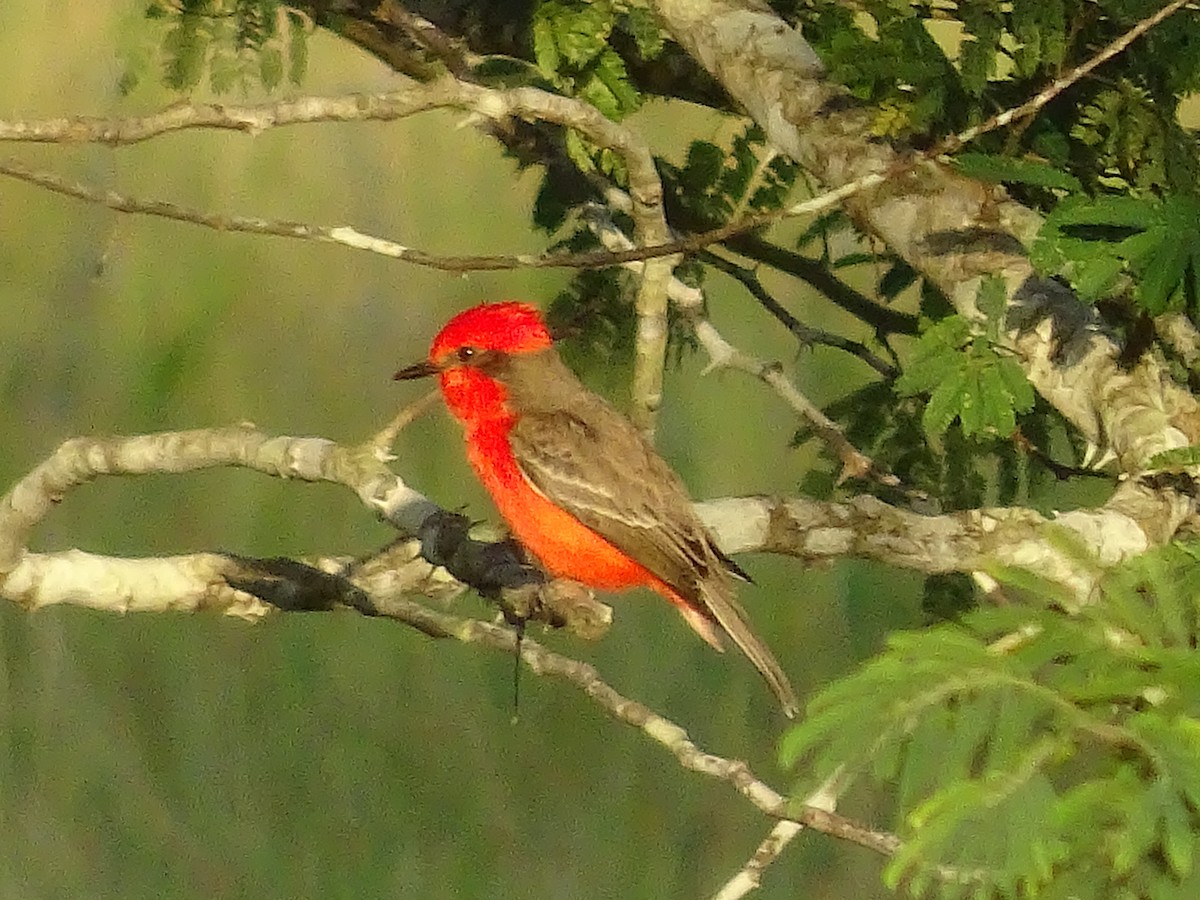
[1148, 445, 1200, 472]
[122, 0, 307, 95]
[896, 282, 1035, 441]
[1033, 194, 1200, 316]
[781, 541, 1200, 898]
[531, 0, 665, 178]
[658, 124, 801, 233]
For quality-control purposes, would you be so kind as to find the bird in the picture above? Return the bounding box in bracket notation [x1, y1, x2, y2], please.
[394, 301, 798, 716]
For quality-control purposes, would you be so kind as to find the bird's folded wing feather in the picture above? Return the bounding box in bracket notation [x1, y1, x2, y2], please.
[508, 407, 741, 617]
[510, 405, 799, 716]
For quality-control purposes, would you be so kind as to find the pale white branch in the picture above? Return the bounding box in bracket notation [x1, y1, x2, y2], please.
[0, 425, 436, 577]
[712, 768, 845, 900]
[0, 427, 908, 873]
[4, 550, 272, 618]
[0, 420, 1184, 623]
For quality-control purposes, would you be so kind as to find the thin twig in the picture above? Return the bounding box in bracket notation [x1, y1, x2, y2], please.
[727, 145, 779, 224]
[702, 250, 898, 378]
[371, 388, 441, 459]
[929, 0, 1194, 158]
[721, 234, 918, 336]
[712, 767, 845, 900]
[0, 77, 676, 432]
[711, 821, 804, 900]
[583, 205, 887, 484]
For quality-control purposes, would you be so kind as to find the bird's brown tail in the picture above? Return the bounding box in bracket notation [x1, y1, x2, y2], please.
[673, 581, 799, 718]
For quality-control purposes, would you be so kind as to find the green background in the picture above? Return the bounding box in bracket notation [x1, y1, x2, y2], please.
[0, 4, 921, 897]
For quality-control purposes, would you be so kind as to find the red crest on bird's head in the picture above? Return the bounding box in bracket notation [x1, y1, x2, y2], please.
[430, 301, 554, 363]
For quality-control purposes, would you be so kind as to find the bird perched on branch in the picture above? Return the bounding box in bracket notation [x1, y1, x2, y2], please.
[395, 301, 798, 716]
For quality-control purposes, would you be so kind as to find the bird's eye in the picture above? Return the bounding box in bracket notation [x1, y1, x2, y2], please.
[456, 346, 477, 363]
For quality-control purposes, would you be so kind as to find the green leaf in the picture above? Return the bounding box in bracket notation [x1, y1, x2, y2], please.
[898, 316, 972, 388]
[781, 547, 1200, 897]
[287, 13, 308, 86]
[621, 5, 664, 59]
[1046, 193, 1157, 229]
[532, 12, 561, 75]
[564, 128, 596, 173]
[1073, 254, 1124, 301]
[919, 370, 966, 437]
[680, 141, 724, 191]
[896, 314, 1029, 439]
[209, 47, 241, 94]
[955, 152, 1081, 192]
[533, 0, 613, 71]
[958, 365, 986, 436]
[976, 274, 1008, 339]
[1147, 445, 1200, 471]
[1011, 0, 1066, 75]
[533, 176, 571, 232]
[1032, 193, 1200, 311]
[971, 350, 1030, 437]
[878, 260, 918, 300]
[958, 0, 1003, 96]
[1161, 787, 1194, 877]
[259, 44, 283, 91]
[580, 48, 639, 119]
[996, 357, 1035, 416]
[162, 18, 206, 91]
[1129, 715, 1200, 810]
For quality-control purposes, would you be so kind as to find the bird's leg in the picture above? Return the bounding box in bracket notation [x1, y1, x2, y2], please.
[511, 615, 525, 724]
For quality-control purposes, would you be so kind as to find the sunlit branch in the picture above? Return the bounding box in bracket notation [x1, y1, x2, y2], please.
[359, 584, 906, 860]
[0, 75, 676, 433]
[713, 767, 844, 900]
[0, 423, 1183, 682]
[0, 0, 1190, 287]
[926, 0, 1193, 159]
[712, 821, 805, 900]
[0, 422, 615, 635]
[0, 424, 911, 863]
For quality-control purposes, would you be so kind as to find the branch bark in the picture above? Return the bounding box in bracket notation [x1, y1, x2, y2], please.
[648, 0, 1200, 473]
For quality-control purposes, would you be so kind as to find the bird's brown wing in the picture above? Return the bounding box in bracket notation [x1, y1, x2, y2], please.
[507, 405, 728, 607]
[508, 405, 799, 716]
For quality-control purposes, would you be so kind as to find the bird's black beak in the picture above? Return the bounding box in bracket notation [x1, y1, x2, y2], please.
[393, 360, 439, 381]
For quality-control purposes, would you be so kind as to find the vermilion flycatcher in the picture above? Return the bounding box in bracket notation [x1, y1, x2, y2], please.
[395, 301, 798, 716]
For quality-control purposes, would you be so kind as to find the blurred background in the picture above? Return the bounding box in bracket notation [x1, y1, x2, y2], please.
[0, 3, 924, 896]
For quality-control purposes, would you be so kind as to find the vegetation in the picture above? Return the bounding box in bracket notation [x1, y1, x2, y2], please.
[5, 0, 1200, 896]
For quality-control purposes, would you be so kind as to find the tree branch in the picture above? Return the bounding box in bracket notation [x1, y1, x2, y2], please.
[0, 419, 1188, 894]
[0, 421, 613, 636]
[0, 422, 912, 869]
[701, 249, 899, 378]
[720, 233, 918, 337]
[582, 202, 885, 484]
[649, 0, 1200, 472]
